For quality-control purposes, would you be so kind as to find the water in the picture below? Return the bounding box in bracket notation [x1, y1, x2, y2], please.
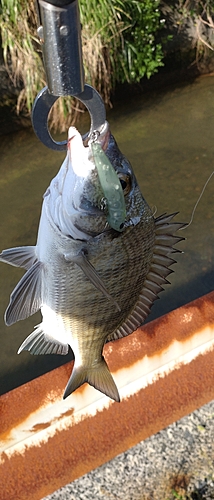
[0, 75, 213, 395]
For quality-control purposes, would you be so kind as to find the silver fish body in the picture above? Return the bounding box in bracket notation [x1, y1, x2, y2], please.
[0, 126, 184, 402]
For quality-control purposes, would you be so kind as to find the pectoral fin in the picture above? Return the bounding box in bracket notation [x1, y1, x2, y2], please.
[0, 246, 37, 270]
[5, 261, 42, 326]
[64, 250, 121, 312]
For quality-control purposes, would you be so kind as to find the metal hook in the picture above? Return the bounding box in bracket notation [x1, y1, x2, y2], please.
[31, 84, 107, 151]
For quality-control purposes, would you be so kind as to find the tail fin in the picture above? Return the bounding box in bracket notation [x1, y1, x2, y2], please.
[63, 356, 120, 402]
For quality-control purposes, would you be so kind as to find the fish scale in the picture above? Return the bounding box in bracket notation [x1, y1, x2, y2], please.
[0, 126, 185, 402]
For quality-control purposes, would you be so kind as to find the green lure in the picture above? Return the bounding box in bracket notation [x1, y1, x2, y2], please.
[91, 142, 126, 231]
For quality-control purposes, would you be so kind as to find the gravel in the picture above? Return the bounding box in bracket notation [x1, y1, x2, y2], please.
[43, 400, 214, 500]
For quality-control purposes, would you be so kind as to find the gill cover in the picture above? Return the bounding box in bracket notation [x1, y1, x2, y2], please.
[91, 142, 126, 231]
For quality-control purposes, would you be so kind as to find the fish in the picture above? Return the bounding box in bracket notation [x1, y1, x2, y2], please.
[0, 125, 185, 402]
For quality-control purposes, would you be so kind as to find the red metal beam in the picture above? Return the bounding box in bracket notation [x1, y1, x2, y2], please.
[0, 292, 214, 500]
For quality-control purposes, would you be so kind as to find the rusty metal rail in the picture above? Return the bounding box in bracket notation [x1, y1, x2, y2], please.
[0, 291, 214, 500]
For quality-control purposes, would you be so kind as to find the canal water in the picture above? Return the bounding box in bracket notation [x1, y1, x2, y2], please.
[0, 75, 213, 395]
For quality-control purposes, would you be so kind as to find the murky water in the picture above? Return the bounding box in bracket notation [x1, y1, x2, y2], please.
[0, 75, 213, 395]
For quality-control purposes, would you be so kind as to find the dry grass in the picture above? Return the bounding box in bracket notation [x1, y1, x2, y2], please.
[1, 0, 45, 111]
[0, 0, 163, 131]
[0, 0, 128, 130]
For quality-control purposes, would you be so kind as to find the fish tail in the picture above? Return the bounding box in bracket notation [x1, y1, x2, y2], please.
[63, 357, 120, 402]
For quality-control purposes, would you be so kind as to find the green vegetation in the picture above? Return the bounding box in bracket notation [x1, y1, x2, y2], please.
[0, 0, 164, 131]
[80, 0, 164, 86]
[1, 0, 213, 131]
[169, 0, 214, 66]
[171, 491, 189, 499]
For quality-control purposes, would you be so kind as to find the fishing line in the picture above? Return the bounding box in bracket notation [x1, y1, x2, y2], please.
[180, 170, 214, 230]
[152, 206, 157, 217]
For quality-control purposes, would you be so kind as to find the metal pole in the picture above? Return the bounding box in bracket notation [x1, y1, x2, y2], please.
[37, 0, 84, 96]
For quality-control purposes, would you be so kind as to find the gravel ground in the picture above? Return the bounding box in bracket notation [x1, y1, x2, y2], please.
[43, 400, 214, 500]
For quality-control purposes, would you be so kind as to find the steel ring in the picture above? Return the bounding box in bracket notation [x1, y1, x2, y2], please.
[31, 84, 106, 151]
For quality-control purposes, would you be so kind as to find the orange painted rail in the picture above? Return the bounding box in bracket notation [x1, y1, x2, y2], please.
[0, 292, 214, 500]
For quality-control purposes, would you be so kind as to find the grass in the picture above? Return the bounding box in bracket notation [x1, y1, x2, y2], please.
[0, 0, 164, 131]
[0, 0, 45, 111]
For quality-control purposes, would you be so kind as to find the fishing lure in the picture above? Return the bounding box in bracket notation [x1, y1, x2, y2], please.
[91, 142, 126, 231]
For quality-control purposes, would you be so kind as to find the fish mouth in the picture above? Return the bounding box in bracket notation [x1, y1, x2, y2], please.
[74, 222, 109, 238]
[76, 195, 107, 216]
[72, 206, 110, 238]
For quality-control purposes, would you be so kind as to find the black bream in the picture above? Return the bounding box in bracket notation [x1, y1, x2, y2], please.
[0, 126, 184, 402]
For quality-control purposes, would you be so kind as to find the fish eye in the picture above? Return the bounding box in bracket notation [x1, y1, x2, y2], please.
[118, 173, 131, 195]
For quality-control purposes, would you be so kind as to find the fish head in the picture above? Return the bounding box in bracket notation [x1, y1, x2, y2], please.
[48, 125, 145, 240]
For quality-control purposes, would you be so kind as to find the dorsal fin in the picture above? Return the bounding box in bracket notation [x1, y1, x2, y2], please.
[106, 213, 185, 342]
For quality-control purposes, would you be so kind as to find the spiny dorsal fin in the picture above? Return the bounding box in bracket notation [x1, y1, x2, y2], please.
[107, 213, 186, 342]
